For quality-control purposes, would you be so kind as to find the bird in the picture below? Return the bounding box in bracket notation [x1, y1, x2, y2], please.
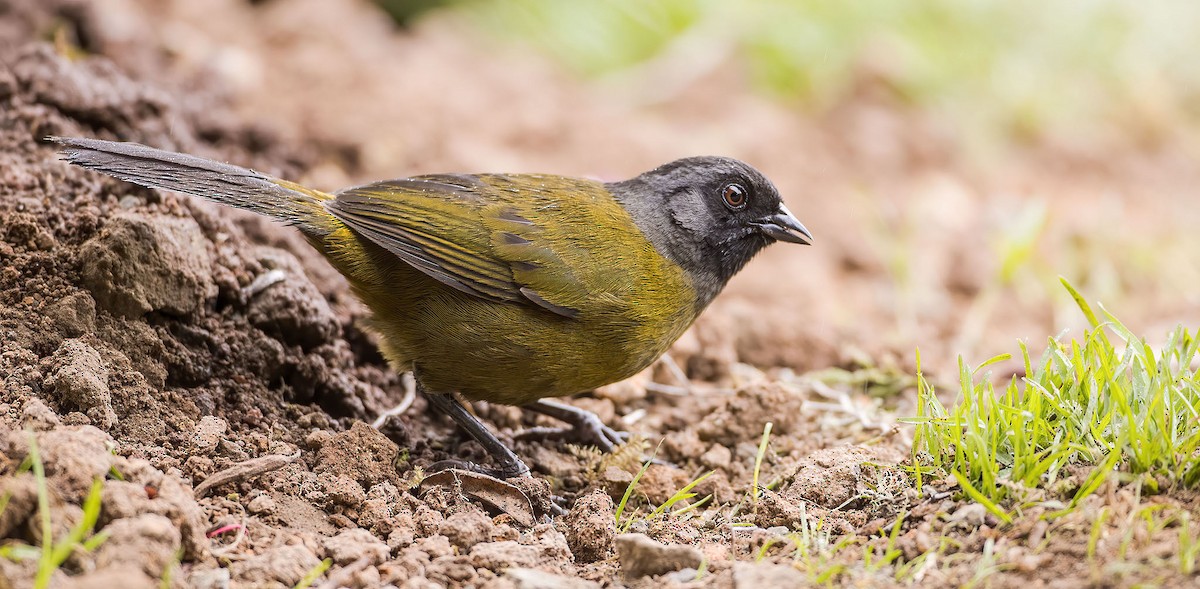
[52, 136, 812, 479]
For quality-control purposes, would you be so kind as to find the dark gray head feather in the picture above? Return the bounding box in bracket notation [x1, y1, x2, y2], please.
[607, 156, 799, 311]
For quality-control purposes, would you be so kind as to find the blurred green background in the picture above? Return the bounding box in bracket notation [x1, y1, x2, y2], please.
[380, 0, 1200, 151]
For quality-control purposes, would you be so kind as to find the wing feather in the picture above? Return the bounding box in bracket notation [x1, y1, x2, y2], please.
[325, 176, 589, 318]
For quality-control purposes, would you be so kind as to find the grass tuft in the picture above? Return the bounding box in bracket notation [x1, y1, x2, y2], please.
[0, 433, 110, 589]
[906, 279, 1200, 513]
[614, 449, 656, 533]
[615, 448, 714, 533]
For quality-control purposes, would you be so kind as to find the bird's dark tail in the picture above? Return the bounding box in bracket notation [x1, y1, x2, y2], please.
[51, 136, 337, 237]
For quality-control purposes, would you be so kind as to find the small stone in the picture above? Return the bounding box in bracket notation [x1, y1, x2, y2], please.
[359, 483, 402, 534]
[439, 508, 495, 551]
[246, 265, 339, 350]
[665, 568, 699, 584]
[100, 481, 153, 521]
[950, 503, 988, 527]
[731, 562, 807, 588]
[615, 533, 702, 579]
[230, 544, 321, 587]
[527, 523, 573, 566]
[387, 523, 415, 550]
[323, 528, 389, 565]
[59, 566, 156, 589]
[700, 444, 733, 470]
[561, 489, 615, 563]
[36, 426, 117, 502]
[43, 339, 117, 429]
[637, 464, 690, 505]
[412, 534, 453, 559]
[47, 291, 97, 337]
[781, 446, 903, 509]
[93, 514, 181, 578]
[324, 475, 367, 510]
[601, 466, 634, 500]
[192, 416, 227, 454]
[246, 491, 276, 515]
[470, 540, 540, 571]
[313, 422, 400, 488]
[505, 567, 601, 589]
[188, 567, 231, 589]
[20, 398, 61, 430]
[79, 213, 216, 317]
[413, 505, 445, 536]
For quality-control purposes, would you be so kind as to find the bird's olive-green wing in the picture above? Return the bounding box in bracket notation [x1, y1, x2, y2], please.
[325, 173, 630, 319]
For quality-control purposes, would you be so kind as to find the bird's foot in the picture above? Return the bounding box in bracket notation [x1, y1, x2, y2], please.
[513, 423, 627, 452]
[516, 399, 628, 452]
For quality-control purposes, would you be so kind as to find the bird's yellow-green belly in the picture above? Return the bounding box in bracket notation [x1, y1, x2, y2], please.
[334, 239, 697, 406]
[397, 299, 684, 404]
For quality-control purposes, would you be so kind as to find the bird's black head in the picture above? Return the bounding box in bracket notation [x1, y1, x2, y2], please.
[608, 156, 811, 310]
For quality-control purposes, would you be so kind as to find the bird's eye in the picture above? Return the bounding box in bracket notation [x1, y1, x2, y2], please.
[721, 183, 748, 210]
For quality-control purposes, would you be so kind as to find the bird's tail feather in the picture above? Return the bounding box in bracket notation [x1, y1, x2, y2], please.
[51, 136, 335, 237]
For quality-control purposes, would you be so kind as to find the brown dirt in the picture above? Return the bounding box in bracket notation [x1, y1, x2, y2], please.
[2, 0, 1199, 588]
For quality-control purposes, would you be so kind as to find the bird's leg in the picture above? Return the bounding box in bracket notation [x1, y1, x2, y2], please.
[515, 399, 628, 452]
[423, 387, 530, 479]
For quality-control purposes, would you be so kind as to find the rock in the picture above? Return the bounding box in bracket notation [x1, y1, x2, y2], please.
[699, 444, 733, 470]
[149, 467, 209, 561]
[0, 475, 37, 538]
[526, 523, 573, 566]
[93, 514, 181, 578]
[561, 489, 615, 563]
[94, 455, 206, 562]
[312, 421, 401, 488]
[600, 466, 634, 500]
[695, 383, 805, 446]
[246, 491, 276, 515]
[20, 397, 62, 430]
[665, 568, 700, 583]
[412, 534, 453, 560]
[731, 562, 807, 587]
[358, 482, 403, 534]
[99, 480, 154, 521]
[33, 426, 116, 502]
[188, 567, 231, 589]
[724, 561, 801, 587]
[46, 291, 97, 338]
[505, 568, 601, 589]
[615, 533, 702, 579]
[230, 544, 322, 587]
[192, 415, 227, 454]
[79, 213, 216, 317]
[323, 528, 389, 565]
[43, 339, 117, 429]
[469, 540, 540, 571]
[752, 488, 812, 529]
[439, 508, 495, 551]
[324, 475, 367, 511]
[950, 503, 988, 528]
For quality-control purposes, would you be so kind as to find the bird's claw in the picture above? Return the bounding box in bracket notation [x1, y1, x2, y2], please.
[514, 419, 628, 452]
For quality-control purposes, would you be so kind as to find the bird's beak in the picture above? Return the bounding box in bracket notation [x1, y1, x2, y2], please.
[754, 203, 812, 245]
